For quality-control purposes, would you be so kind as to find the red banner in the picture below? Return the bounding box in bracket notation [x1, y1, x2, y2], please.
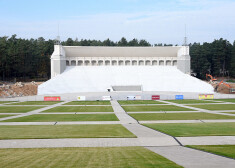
[152, 95, 160, 100]
[44, 96, 61, 101]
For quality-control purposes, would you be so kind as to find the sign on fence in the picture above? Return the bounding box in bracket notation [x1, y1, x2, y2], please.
[199, 94, 214, 100]
[102, 96, 112, 101]
[77, 96, 86, 101]
[175, 95, 184, 100]
[44, 96, 61, 101]
[127, 96, 136, 100]
[152, 95, 160, 100]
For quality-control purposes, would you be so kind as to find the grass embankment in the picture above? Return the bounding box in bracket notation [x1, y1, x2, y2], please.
[64, 101, 111, 105]
[129, 112, 235, 121]
[188, 104, 235, 110]
[118, 100, 166, 105]
[165, 100, 218, 104]
[143, 123, 235, 137]
[123, 105, 193, 112]
[0, 106, 45, 113]
[43, 106, 113, 112]
[0, 124, 135, 139]
[186, 145, 235, 159]
[2, 114, 119, 122]
[8, 101, 61, 105]
[0, 147, 182, 168]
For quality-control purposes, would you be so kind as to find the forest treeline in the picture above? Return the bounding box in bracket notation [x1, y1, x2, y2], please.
[0, 35, 235, 81]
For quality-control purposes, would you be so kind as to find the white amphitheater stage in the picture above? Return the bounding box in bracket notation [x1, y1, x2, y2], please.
[38, 66, 214, 95]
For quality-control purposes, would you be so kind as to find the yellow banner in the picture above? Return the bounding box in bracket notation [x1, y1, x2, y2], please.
[199, 94, 214, 100]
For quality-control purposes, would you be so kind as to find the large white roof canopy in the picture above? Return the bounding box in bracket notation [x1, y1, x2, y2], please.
[63, 46, 181, 57]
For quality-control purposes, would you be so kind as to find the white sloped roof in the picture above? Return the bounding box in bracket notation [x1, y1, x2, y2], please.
[38, 66, 214, 95]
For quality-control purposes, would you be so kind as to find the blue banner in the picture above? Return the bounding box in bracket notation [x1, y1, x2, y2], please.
[175, 95, 184, 100]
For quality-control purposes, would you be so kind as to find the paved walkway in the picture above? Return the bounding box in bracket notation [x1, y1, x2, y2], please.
[146, 146, 235, 168]
[177, 136, 235, 145]
[0, 101, 69, 121]
[159, 100, 235, 117]
[111, 100, 138, 124]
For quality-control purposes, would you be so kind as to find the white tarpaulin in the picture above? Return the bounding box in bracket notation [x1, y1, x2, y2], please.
[38, 66, 214, 95]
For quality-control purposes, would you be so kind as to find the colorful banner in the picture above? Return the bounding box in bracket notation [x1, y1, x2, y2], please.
[175, 95, 184, 100]
[152, 95, 160, 100]
[44, 96, 61, 101]
[199, 94, 214, 100]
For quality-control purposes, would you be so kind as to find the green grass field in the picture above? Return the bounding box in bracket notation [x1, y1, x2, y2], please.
[8, 101, 61, 105]
[118, 100, 166, 105]
[0, 115, 15, 119]
[3, 114, 119, 122]
[188, 104, 235, 110]
[0, 147, 182, 168]
[43, 106, 113, 112]
[129, 112, 235, 121]
[225, 112, 235, 114]
[187, 145, 235, 159]
[122, 105, 193, 112]
[64, 101, 111, 105]
[0, 124, 135, 139]
[143, 123, 235, 137]
[165, 100, 218, 104]
[0, 101, 16, 104]
[0, 106, 45, 113]
[214, 99, 235, 103]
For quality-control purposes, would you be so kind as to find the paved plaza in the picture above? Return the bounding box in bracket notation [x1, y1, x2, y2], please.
[0, 99, 235, 167]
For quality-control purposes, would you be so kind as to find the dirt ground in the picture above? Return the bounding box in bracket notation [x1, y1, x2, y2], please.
[211, 81, 235, 94]
[0, 82, 42, 97]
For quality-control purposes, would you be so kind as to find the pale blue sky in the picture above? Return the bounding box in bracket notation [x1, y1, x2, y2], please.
[0, 0, 235, 44]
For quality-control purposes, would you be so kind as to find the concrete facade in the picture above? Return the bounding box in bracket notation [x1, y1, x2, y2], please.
[51, 45, 191, 78]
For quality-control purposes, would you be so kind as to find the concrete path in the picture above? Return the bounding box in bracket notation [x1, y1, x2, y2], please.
[146, 146, 235, 168]
[177, 136, 235, 145]
[140, 119, 235, 124]
[160, 100, 235, 117]
[111, 100, 138, 124]
[0, 101, 69, 121]
[0, 121, 122, 125]
[111, 100, 179, 146]
[0, 137, 180, 148]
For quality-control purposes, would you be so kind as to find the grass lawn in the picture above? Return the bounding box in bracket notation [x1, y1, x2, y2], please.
[186, 145, 235, 159]
[129, 112, 235, 121]
[214, 99, 235, 103]
[64, 101, 111, 105]
[118, 100, 166, 105]
[0, 106, 45, 113]
[188, 104, 235, 110]
[3, 114, 119, 122]
[165, 100, 218, 104]
[225, 112, 235, 114]
[0, 115, 15, 119]
[43, 106, 113, 112]
[0, 147, 182, 168]
[0, 124, 135, 139]
[143, 123, 235, 137]
[122, 105, 193, 112]
[0, 101, 16, 104]
[8, 101, 61, 105]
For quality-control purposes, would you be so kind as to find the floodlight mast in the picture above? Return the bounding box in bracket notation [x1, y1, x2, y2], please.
[183, 24, 188, 46]
[55, 22, 61, 45]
